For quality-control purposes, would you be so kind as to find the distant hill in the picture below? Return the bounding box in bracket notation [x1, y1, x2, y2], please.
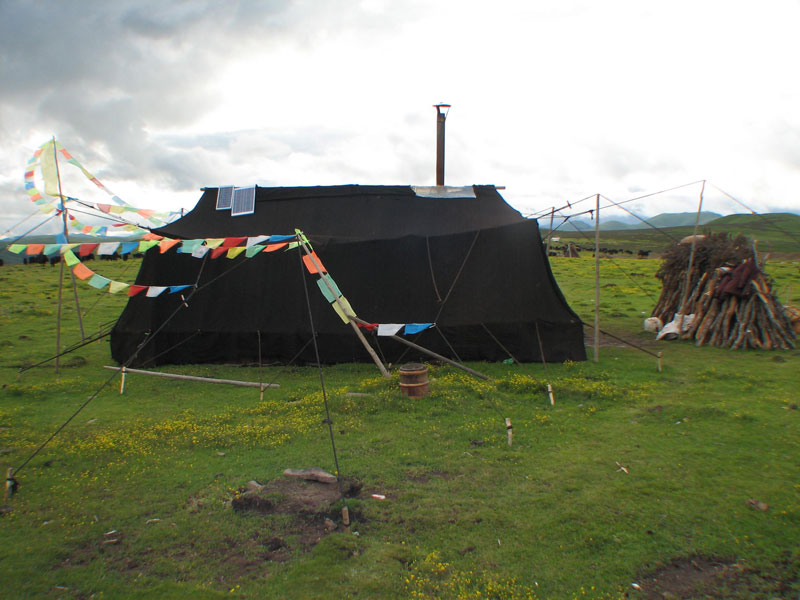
[546, 212, 800, 255]
[545, 211, 723, 232]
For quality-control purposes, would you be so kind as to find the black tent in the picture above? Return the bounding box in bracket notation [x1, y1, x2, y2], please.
[110, 185, 586, 366]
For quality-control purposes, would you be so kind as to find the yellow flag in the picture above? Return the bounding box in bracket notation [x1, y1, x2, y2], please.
[39, 141, 61, 197]
[332, 296, 356, 324]
[108, 281, 129, 294]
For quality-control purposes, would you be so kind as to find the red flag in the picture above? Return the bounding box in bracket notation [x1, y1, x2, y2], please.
[128, 285, 147, 297]
[79, 243, 99, 257]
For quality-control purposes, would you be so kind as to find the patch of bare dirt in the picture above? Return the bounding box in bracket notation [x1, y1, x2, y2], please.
[633, 553, 799, 599]
[232, 476, 362, 516]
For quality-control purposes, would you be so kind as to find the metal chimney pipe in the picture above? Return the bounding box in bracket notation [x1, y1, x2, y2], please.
[434, 103, 450, 186]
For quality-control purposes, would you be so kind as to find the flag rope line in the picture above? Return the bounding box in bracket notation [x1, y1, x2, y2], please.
[557, 211, 659, 304]
[710, 183, 800, 248]
[598, 194, 680, 243]
[16, 325, 115, 373]
[10, 254, 210, 479]
[580, 320, 660, 358]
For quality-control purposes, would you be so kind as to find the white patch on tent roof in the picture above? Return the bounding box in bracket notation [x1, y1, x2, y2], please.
[231, 186, 256, 216]
[412, 186, 477, 199]
[215, 186, 234, 210]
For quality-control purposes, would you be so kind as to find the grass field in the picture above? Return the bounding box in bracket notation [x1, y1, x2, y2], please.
[1, 251, 798, 599]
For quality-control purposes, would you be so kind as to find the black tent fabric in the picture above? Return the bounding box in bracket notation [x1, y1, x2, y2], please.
[110, 185, 586, 366]
[156, 185, 526, 241]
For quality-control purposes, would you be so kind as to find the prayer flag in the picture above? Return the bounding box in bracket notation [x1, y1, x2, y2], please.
[210, 247, 227, 259]
[63, 250, 80, 266]
[404, 323, 434, 335]
[226, 247, 246, 259]
[178, 239, 203, 254]
[316, 275, 342, 303]
[108, 281, 129, 294]
[205, 238, 224, 249]
[377, 324, 404, 337]
[119, 242, 139, 255]
[7, 244, 25, 254]
[72, 262, 94, 280]
[159, 239, 180, 253]
[146, 286, 167, 297]
[245, 245, 265, 258]
[138, 240, 158, 252]
[44, 244, 61, 256]
[88, 274, 111, 289]
[246, 235, 270, 248]
[169, 285, 191, 293]
[263, 243, 287, 252]
[268, 234, 295, 243]
[191, 245, 210, 258]
[302, 251, 326, 274]
[128, 285, 147, 297]
[332, 296, 356, 324]
[97, 242, 120, 255]
[40, 140, 60, 197]
[79, 243, 99, 257]
[25, 244, 44, 255]
[221, 237, 247, 248]
[142, 232, 163, 241]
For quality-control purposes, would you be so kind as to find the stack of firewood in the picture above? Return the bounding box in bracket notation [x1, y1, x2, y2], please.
[651, 233, 796, 349]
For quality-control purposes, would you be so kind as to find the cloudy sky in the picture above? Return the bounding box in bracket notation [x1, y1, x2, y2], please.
[2, 0, 799, 236]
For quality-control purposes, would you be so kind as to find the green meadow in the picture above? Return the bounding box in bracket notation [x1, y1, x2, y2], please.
[0, 249, 798, 599]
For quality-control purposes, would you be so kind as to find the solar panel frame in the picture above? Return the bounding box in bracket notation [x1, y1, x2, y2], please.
[215, 186, 234, 210]
[231, 186, 256, 217]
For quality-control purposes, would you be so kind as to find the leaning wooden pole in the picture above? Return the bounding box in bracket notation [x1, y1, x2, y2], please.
[350, 316, 491, 381]
[679, 180, 706, 314]
[593, 193, 600, 362]
[297, 236, 391, 379]
[52, 138, 85, 342]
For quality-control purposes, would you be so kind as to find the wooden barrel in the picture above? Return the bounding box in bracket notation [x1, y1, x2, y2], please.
[398, 363, 429, 397]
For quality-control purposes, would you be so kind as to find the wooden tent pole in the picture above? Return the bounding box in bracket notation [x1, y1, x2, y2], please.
[297, 238, 391, 379]
[350, 316, 490, 381]
[52, 138, 85, 342]
[680, 180, 706, 314]
[593, 193, 600, 362]
[103, 366, 281, 388]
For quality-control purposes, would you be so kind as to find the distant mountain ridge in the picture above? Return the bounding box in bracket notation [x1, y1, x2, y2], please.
[546, 211, 723, 231]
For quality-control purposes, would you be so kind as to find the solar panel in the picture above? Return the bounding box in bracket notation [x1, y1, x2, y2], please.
[215, 186, 234, 210]
[231, 186, 256, 216]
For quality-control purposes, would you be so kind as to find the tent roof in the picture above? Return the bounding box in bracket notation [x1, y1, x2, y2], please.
[155, 184, 524, 241]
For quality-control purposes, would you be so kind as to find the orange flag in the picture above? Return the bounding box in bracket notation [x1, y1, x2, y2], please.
[72, 262, 94, 280]
[302, 251, 326, 274]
